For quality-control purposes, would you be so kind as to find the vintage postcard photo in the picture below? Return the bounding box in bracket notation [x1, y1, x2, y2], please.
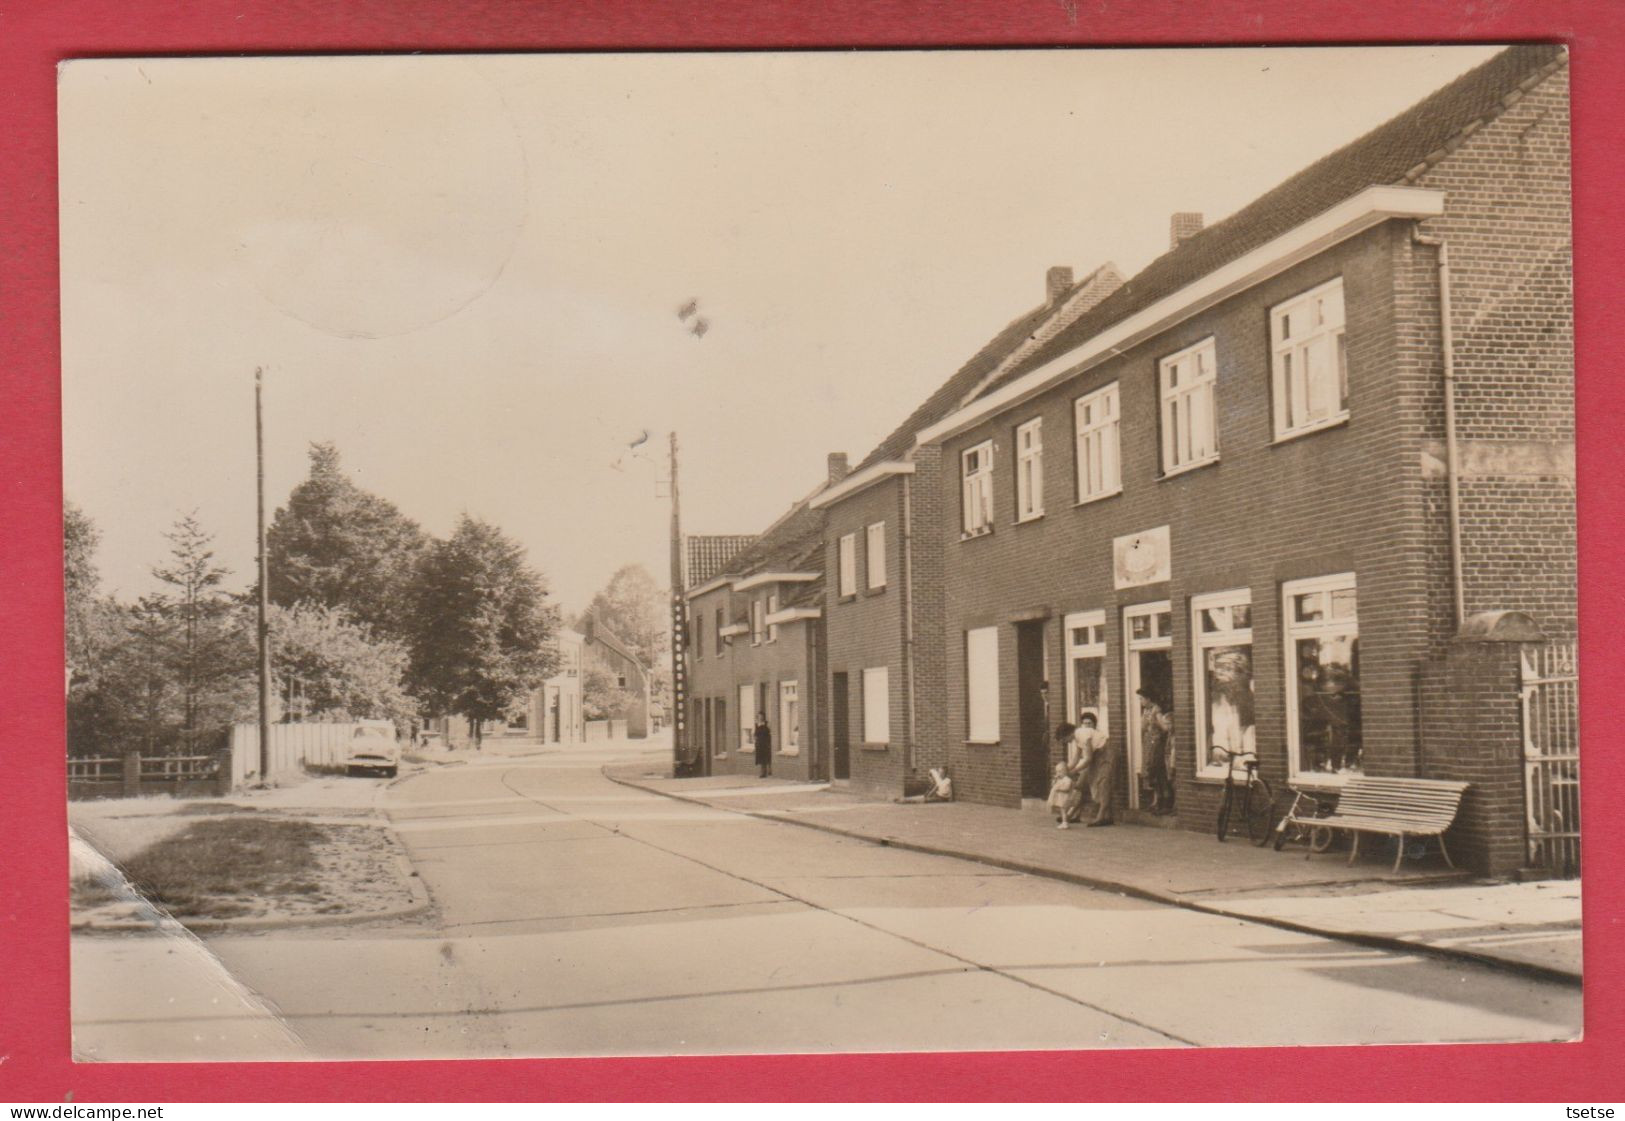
[59, 46, 1578, 1061]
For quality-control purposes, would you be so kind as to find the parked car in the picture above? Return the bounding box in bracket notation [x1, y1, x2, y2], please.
[347, 721, 400, 778]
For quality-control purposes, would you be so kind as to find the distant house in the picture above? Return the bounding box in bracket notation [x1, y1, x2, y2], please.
[436, 627, 586, 746]
[582, 612, 654, 738]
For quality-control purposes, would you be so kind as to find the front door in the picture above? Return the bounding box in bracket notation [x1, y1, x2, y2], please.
[832, 672, 851, 780]
[1016, 619, 1052, 800]
[1124, 601, 1174, 810]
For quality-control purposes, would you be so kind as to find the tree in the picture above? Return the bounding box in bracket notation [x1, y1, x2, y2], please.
[150, 513, 255, 753]
[407, 515, 558, 746]
[269, 603, 415, 732]
[581, 660, 637, 722]
[266, 442, 431, 641]
[584, 564, 668, 670]
[64, 501, 102, 678]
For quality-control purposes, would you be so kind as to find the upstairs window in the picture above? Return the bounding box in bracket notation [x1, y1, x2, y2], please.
[751, 599, 765, 645]
[714, 607, 723, 657]
[767, 592, 779, 643]
[1015, 418, 1044, 521]
[1160, 337, 1218, 474]
[962, 441, 995, 536]
[866, 522, 886, 590]
[1272, 277, 1348, 439]
[838, 534, 857, 597]
[1074, 382, 1121, 502]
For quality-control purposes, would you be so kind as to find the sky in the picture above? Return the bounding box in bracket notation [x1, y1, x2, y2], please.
[59, 46, 1503, 614]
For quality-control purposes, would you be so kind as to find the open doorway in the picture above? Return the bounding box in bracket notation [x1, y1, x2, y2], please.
[1015, 619, 1052, 800]
[1124, 602, 1173, 811]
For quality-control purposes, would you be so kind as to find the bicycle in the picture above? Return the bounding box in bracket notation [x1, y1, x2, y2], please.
[1213, 747, 1274, 845]
[1270, 787, 1337, 854]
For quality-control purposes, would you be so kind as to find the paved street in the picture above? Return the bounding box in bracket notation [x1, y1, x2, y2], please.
[76, 738, 1580, 1060]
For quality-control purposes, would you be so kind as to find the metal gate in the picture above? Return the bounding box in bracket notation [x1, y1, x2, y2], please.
[1521, 643, 1579, 877]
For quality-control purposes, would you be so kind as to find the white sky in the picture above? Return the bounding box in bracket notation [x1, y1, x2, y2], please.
[59, 46, 1502, 614]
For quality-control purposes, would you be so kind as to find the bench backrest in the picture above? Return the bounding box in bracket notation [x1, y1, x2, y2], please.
[1334, 776, 1469, 830]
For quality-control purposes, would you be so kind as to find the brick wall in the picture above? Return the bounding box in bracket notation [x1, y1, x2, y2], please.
[935, 227, 1430, 826]
[823, 476, 908, 797]
[1417, 638, 1529, 875]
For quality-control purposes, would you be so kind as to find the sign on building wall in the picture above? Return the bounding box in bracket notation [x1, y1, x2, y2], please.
[1113, 525, 1171, 589]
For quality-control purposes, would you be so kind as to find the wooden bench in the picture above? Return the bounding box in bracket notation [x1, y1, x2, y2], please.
[1293, 776, 1471, 873]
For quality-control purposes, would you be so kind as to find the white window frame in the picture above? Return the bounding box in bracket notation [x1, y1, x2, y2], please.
[1282, 572, 1360, 786]
[966, 626, 1000, 743]
[750, 599, 764, 646]
[1191, 589, 1255, 781]
[838, 533, 857, 597]
[766, 592, 779, 643]
[1122, 601, 1173, 811]
[1159, 336, 1219, 475]
[1015, 417, 1044, 521]
[1063, 609, 1108, 737]
[866, 521, 886, 590]
[862, 666, 889, 746]
[1271, 276, 1349, 441]
[779, 680, 800, 755]
[961, 440, 995, 537]
[714, 608, 724, 658]
[1074, 382, 1121, 504]
[738, 684, 754, 752]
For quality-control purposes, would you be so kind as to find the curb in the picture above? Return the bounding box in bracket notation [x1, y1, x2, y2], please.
[602, 768, 1582, 989]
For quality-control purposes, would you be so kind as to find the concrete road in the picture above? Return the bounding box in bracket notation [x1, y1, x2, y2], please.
[178, 740, 1579, 1059]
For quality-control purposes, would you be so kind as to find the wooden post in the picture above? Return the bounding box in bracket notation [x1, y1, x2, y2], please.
[256, 367, 272, 782]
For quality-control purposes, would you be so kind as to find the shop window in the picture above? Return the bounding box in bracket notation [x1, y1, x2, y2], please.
[1192, 589, 1256, 780]
[1063, 609, 1108, 734]
[962, 441, 995, 537]
[1282, 573, 1362, 781]
[1074, 382, 1121, 503]
[966, 627, 1000, 742]
[862, 666, 889, 745]
[779, 680, 800, 755]
[1160, 337, 1218, 474]
[866, 522, 886, 589]
[1272, 277, 1348, 439]
[1015, 417, 1044, 521]
[838, 533, 857, 597]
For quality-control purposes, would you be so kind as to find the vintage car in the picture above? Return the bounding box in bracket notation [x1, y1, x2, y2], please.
[346, 720, 400, 778]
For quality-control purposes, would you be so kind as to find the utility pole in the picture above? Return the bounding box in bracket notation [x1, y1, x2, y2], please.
[255, 367, 272, 781]
[668, 430, 692, 777]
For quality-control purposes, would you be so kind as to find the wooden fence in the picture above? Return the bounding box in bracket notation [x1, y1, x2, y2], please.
[228, 722, 369, 786]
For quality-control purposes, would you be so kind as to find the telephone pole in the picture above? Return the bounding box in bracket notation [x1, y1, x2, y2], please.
[256, 367, 272, 781]
[668, 430, 693, 777]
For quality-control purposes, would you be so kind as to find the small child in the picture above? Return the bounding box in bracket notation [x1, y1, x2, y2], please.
[1049, 722, 1078, 828]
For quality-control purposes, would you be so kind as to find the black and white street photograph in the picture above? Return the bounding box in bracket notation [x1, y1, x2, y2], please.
[59, 44, 1579, 1062]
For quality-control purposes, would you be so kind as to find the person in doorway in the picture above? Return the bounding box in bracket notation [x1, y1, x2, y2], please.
[1139, 688, 1175, 815]
[1066, 712, 1110, 828]
[754, 711, 773, 778]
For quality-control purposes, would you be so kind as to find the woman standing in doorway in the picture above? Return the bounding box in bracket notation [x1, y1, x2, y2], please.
[754, 711, 773, 778]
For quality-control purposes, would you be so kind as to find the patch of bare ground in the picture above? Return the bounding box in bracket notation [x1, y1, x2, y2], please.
[73, 814, 417, 926]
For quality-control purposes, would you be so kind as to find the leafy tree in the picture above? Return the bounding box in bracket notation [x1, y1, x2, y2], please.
[584, 564, 668, 670]
[269, 603, 415, 732]
[581, 660, 638, 722]
[64, 501, 103, 677]
[407, 515, 558, 746]
[266, 442, 431, 641]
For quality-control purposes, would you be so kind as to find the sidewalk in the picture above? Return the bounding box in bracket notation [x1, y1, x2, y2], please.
[605, 766, 1582, 985]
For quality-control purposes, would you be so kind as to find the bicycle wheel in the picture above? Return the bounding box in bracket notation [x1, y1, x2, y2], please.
[1309, 825, 1335, 853]
[1246, 776, 1275, 846]
[1215, 784, 1233, 842]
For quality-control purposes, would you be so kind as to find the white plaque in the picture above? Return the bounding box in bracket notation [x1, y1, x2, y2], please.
[1113, 525, 1171, 589]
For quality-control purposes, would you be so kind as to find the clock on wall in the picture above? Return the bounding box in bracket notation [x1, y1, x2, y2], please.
[1113, 525, 1171, 589]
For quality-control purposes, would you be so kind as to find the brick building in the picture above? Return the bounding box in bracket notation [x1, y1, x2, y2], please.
[684, 497, 826, 781]
[912, 44, 1571, 873]
[683, 46, 1573, 874]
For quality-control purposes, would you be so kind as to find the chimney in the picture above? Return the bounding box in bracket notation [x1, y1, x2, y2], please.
[1170, 212, 1204, 249]
[827, 452, 849, 485]
[1046, 266, 1074, 306]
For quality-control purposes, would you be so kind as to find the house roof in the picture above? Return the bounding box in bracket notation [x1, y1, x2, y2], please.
[582, 612, 645, 674]
[977, 43, 1567, 401]
[686, 534, 756, 589]
[720, 500, 824, 594]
